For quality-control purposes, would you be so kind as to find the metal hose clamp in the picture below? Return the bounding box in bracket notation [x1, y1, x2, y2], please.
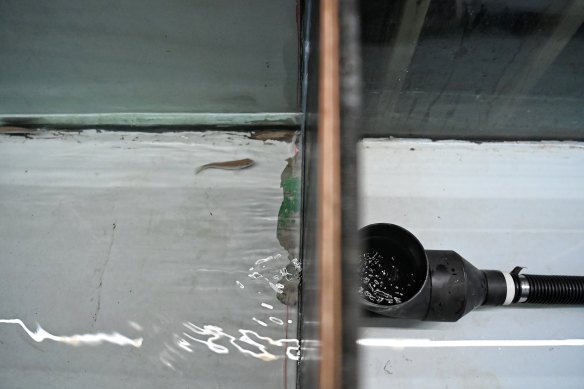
[518, 274, 530, 303]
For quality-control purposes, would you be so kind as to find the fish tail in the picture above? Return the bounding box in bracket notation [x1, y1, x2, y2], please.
[195, 165, 206, 174]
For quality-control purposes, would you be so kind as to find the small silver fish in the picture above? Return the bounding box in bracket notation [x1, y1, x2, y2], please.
[195, 158, 255, 174]
[0, 126, 36, 135]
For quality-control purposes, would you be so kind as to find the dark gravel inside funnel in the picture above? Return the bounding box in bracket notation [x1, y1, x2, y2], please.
[359, 239, 419, 306]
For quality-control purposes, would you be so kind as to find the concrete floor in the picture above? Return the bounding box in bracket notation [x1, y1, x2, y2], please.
[0, 130, 298, 388]
[359, 138, 584, 388]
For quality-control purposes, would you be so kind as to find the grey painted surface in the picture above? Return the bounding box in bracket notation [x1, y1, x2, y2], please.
[358, 138, 584, 388]
[0, 0, 299, 119]
[0, 131, 298, 388]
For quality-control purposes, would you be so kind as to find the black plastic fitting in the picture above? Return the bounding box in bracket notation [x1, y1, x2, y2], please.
[359, 223, 584, 322]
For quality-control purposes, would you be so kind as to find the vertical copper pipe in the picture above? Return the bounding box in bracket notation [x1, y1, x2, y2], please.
[318, 0, 341, 388]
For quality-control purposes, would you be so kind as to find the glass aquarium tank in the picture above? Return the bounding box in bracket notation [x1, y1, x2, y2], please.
[2, 0, 584, 388]
[0, 1, 302, 388]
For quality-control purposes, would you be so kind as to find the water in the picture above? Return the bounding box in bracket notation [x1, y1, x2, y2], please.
[0, 319, 142, 348]
[359, 245, 419, 306]
[0, 130, 301, 388]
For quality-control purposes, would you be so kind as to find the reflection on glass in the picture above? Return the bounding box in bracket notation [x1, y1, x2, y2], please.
[361, 0, 584, 139]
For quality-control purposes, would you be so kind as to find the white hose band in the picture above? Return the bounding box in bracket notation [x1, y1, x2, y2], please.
[503, 273, 515, 305]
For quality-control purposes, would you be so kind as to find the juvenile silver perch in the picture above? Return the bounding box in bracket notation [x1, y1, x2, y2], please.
[195, 158, 255, 174]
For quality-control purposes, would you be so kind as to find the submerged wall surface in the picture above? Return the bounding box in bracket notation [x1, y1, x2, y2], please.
[0, 0, 300, 121]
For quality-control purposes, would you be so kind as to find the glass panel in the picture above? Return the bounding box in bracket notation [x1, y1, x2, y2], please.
[360, 0, 584, 140]
[357, 1, 584, 387]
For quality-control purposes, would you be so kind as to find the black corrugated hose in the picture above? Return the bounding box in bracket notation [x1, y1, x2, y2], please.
[523, 275, 584, 304]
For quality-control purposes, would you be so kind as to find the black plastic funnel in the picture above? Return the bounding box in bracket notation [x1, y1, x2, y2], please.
[359, 223, 584, 321]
